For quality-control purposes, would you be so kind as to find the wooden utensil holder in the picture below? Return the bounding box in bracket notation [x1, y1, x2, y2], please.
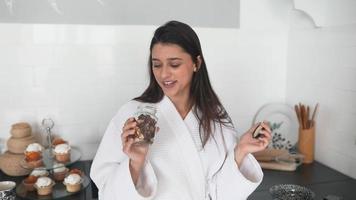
[298, 124, 315, 164]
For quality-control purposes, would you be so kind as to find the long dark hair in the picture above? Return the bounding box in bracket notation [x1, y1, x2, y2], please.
[134, 21, 233, 146]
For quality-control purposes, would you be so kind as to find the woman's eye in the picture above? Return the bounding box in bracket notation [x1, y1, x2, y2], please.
[153, 64, 161, 68]
[171, 64, 180, 68]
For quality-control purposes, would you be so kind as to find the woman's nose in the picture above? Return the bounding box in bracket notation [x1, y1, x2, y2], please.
[160, 65, 171, 78]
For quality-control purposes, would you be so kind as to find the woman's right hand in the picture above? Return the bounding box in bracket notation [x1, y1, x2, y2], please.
[121, 117, 149, 180]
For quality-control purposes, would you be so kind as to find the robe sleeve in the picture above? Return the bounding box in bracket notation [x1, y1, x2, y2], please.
[90, 102, 158, 200]
[214, 150, 263, 199]
[211, 129, 263, 199]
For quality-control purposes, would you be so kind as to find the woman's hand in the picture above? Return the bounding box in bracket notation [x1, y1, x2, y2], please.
[121, 117, 149, 184]
[234, 121, 272, 167]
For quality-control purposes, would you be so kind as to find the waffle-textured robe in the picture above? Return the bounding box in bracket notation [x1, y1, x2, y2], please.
[90, 96, 263, 200]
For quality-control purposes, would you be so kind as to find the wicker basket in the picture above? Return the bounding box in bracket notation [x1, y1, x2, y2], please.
[10, 122, 32, 138]
[0, 151, 31, 176]
[7, 135, 37, 154]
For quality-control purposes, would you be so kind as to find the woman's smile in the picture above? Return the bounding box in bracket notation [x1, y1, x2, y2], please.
[162, 80, 177, 89]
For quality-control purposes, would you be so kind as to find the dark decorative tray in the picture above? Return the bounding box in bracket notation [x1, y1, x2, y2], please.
[269, 184, 315, 200]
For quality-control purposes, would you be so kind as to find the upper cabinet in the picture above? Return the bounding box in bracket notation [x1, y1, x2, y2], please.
[0, 0, 240, 28]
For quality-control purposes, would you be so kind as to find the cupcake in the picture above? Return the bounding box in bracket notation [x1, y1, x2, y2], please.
[63, 173, 82, 193]
[68, 168, 83, 177]
[24, 143, 44, 168]
[53, 163, 69, 182]
[25, 143, 43, 153]
[22, 175, 38, 191]
[54, 143, 71, 163]
[34, 177, 55, 196]
[52, 138, 68, 147]
[30, 167, 49, 177]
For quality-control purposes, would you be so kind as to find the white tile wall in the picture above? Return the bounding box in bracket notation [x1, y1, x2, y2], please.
[0, 1, 354, 180]
[0, 24, 287, 160]
[0, 4, 354, 181]
[286, 23, 356, 178]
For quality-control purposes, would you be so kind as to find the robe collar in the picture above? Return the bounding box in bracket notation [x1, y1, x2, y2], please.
[157, 95, 205, 200]
[184, 106, 228, 179]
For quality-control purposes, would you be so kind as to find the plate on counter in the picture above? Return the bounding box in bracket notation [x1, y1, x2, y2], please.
[253, 103, 298, 150]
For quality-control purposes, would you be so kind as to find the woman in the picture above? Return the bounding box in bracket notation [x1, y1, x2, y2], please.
[90, 21, 271, 200]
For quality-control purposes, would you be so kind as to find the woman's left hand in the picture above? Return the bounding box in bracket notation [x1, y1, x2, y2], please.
[234, 121, 272, 167]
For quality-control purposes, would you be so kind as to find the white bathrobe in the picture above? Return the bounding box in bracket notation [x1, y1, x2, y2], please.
[90, 96, 263, 200]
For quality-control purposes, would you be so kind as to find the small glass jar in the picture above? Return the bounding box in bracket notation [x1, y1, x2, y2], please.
[134, 104, 158, 145]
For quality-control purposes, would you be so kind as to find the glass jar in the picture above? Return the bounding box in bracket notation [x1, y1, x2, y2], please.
[134, 104, 158, 145]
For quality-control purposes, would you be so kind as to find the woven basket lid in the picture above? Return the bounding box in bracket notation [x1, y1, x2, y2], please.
[10, 122, 32, 138]
[11, 122, 31, 129]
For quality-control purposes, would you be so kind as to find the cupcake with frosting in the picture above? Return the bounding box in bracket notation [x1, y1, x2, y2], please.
[63, 173, 82, 192]
[34, 177, 55, 196]
[24, 143, 44, 168]
[52, 137, 68, 147]
[53, 163, 69, 181]
[22, 175, 38, 191]
[30, 167, 49, 177]
[68, 168, 83, 177]
[54, 143, 71, 162]
[25, 143, 43, 153]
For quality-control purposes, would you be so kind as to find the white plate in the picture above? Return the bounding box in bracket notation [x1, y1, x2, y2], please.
[253, 103, 298, 150]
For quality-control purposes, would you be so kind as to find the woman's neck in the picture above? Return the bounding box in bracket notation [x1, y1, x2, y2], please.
[177, 105, 191, 119]
[171, 96, 192, 119]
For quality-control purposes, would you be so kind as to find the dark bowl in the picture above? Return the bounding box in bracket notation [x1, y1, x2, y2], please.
[269, 184, 315, 200]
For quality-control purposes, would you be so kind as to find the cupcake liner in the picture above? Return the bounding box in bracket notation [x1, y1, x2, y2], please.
[55, 152, 70, 163]
[53, 168, 69, 182]
[34, 181, 55, 196]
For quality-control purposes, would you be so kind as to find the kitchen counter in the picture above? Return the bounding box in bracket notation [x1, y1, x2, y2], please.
[1, 160, 355, 200]
[249, 162, 356, 200]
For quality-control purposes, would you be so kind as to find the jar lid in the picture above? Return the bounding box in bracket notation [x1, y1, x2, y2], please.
[138, 104, 157, 114]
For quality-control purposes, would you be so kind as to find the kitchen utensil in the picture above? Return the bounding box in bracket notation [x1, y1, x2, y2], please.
[310, 103, 319, 127]
[294, 105, 302, 126]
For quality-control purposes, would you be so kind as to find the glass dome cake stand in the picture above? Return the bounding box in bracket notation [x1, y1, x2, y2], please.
[17, 118, 89, 199]
[16, 175, 90, 200]
[20, 147, 82, 171]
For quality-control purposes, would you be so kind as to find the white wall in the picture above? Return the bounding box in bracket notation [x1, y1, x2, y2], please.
[295, 0, 356, 26]
[1, 0, 355, 180]
[0, 21, 288, 160]
[0, 25, 154, 159]
[286, 10, 356, 178]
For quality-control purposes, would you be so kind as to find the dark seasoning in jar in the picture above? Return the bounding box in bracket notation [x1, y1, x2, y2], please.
[134, 104, 158, 144]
